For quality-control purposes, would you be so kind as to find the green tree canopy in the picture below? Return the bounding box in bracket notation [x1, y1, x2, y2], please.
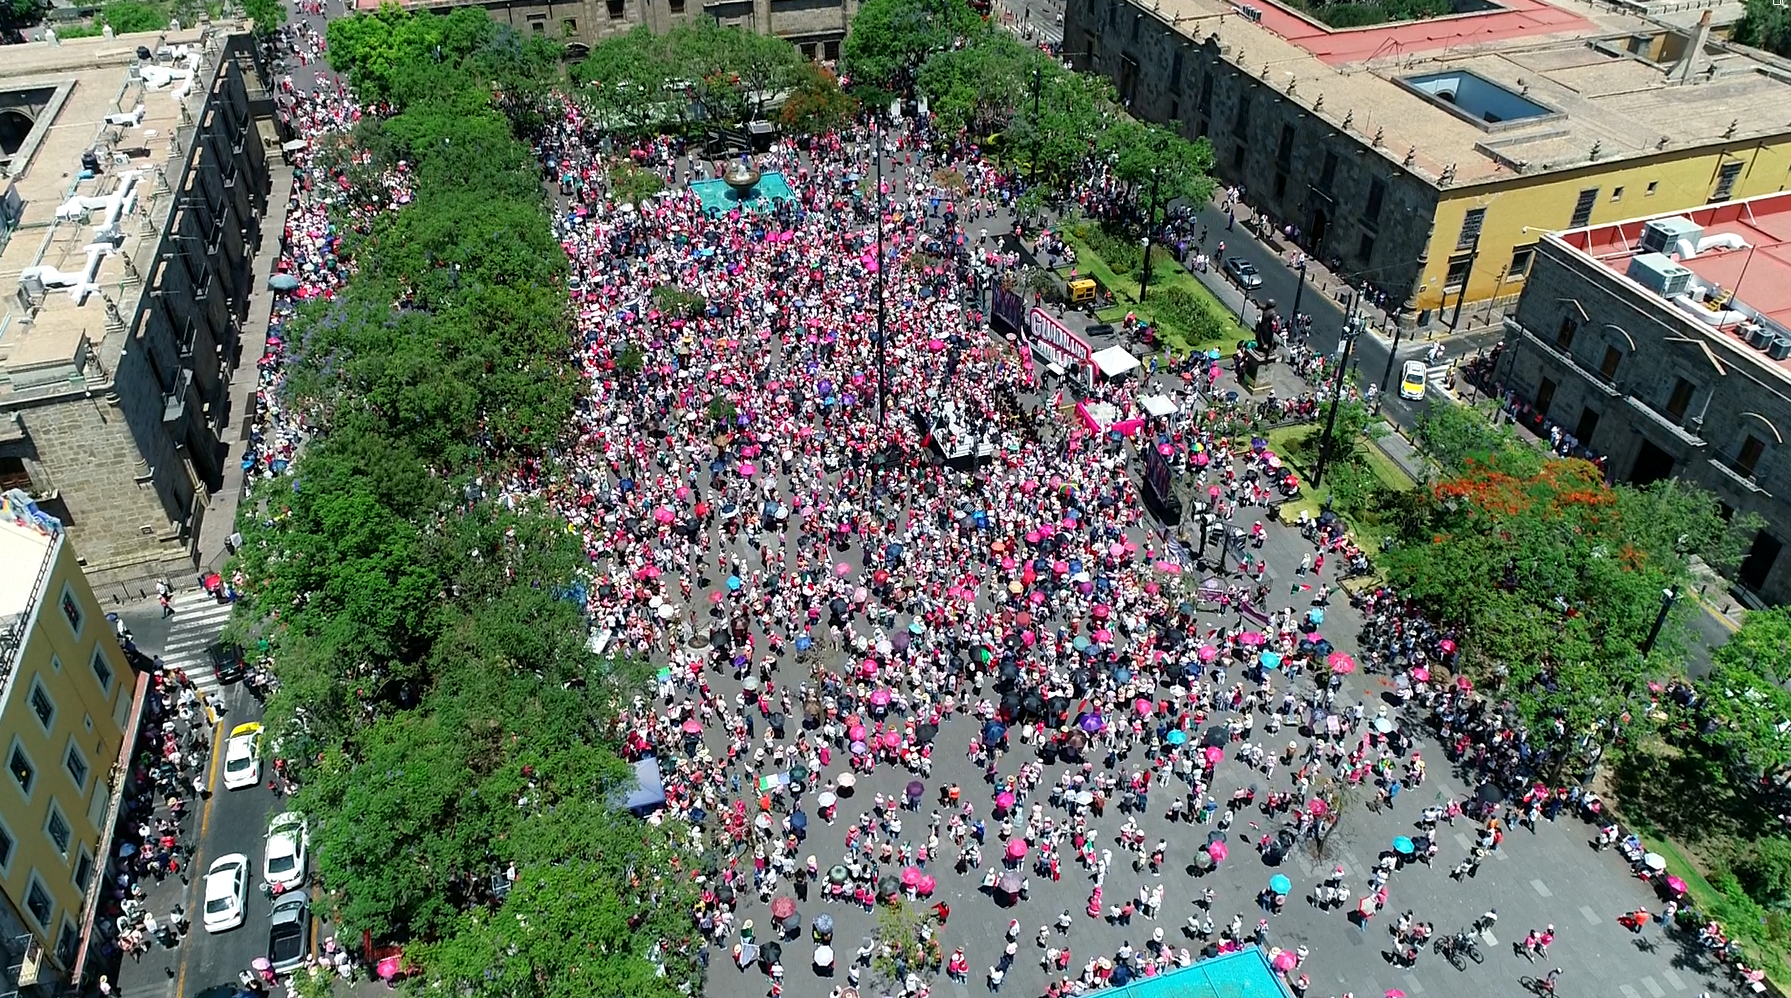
[843, 0, 984, 93]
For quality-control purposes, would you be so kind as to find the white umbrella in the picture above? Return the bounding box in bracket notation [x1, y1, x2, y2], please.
[814, 945, 834, 967]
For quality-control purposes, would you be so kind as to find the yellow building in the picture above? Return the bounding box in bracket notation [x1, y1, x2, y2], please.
[0, 492, 135, 983]
[1066, 0, 1791, 319]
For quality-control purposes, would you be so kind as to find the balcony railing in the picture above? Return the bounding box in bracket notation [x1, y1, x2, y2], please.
[1707, 455, 1772, 498]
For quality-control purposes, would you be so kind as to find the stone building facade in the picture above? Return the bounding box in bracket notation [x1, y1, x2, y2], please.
[0, 30, 273, 586]
[387, 0, 855, 61]
[1497, 199, 1791, 606]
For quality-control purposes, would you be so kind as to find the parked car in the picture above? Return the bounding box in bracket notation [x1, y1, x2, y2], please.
[1223, 257, 1263, 291]
[223, 723, 263, 791]
[1399, 359, 1428, 401]
[207, 641, 247, 684]
[267, 893, 310, 973]
[263, 812, 309, 893]
[203, 853, 249, 932]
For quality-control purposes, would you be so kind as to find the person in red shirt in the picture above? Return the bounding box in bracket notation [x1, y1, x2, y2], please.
[932, 901, 951, 924]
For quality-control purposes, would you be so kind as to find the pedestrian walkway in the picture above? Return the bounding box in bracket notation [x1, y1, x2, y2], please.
[155, 590, 236, 696]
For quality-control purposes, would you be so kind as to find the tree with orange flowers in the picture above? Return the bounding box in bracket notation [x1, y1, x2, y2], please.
[1384, 448, 1755, 778]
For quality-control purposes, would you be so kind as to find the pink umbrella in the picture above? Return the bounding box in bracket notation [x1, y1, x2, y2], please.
[1439, 639, 1458, 654]
[1093, 628, 1113, 643]
[1203, 746, 1223, 766]
[870, 689, 892, 706]
[654, 508, 675, 524]
[1092, 605, 1111, 619]
[1030, 591, 1047, 604]
[681, 718, 703, 734]
[1308, 798, 1328, 815]
[1006, 839, 1028, 860]
[882, 731, 901, 748]
[1108, 542, 1125, 558]
[901, 866, 921, 887]
[1144, 582, 1160, 595]
[1052, 561, 1070, 574]
[1197, 645, 1219, 662]
[1271, 950, 1297, 972]
[848, 724, 868, 742]
[1021, 630, 1037, 646]
[1411, 666, 1431, 683]
[1329, 654, 1357, 676]
[739, 462, 757, 477]
[860, 661, 878, 679]
[917, 874, 936, 895]
[1238, 632, 1267, 646]
[1134, 699, 1154, 717]
[836, 563, 852, 576]
[1156, 561, 1183, 574]
[995, 791, 1016, 810]
[1208, 841, 1228, 861]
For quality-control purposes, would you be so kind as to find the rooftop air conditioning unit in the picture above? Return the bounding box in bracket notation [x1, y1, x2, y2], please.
[1745, 323, 1772, 348]
[1639, 216, 1703, 256]
[1768, 337, 1791, 361]
[1626, 252, 1692, 298]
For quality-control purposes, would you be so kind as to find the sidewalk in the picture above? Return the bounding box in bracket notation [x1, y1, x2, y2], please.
[196, 163, 296, 574]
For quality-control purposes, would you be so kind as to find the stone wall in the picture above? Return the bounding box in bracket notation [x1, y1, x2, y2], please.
[1065, 0, 1442, 310]
[1505, 237, 1791, 604]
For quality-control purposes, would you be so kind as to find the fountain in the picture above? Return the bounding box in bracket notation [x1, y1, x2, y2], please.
[722, 160, 763, 201]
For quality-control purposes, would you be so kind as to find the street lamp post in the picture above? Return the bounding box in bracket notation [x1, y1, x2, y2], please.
[1288, 258, 1307, 331]
[1312, 302, 1362, 489]
[1640, 586, 1680, 657]
[1028, 63, 1043, 186]
[1139, 166, 1163, 303]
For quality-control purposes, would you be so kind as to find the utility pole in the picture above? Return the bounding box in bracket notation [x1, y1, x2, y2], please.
[1449, 235, 1480, 330]
[1139, 166, 1163, 303]
[1288, 258, 1307, 331]
[1312, 298, 1361, 489]
[1377, 317, 1404, 397]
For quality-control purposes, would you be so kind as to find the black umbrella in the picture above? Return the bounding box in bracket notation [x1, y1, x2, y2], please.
[1021, 693, 1045, 718]
[1476, 783, 1505, 806]
[829, 597, 849, 617]
[761, 942, 782, 966]
[1207, 830, 1227, 844]
[1002, 691, 1021, 714]
[1204, 726, 1229, 747]
[916, 722, 938, 744]
[878, 875, 900, 897]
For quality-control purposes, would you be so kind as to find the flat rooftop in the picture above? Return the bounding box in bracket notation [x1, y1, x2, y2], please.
[0, 508, 55, 623]
[0, 28, 211, 401]
[1146, 0, 1791, 186]
[1553, 190, 1791, 379]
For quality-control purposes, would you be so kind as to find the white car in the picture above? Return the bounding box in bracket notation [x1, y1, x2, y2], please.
[263, 812, 309, 893]
[1399, 360, 1428, 401]
[203, 853, 250, 932]
[223, 722, 263, 791]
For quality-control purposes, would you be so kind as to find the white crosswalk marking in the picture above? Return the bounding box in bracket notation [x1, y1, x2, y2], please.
[154, 590, 238, 696]
[1426, 362, 1454, 394]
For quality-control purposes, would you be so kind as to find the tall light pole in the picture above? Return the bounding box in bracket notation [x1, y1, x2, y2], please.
[1640, 586, 1680, 657]
[1028, 62, 1043, 186]
[1312, 299, 1362, 489]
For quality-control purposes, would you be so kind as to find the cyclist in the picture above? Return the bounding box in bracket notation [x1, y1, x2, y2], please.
[1542, 967, 1562, 993]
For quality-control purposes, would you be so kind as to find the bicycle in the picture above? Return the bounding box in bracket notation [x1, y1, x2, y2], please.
[1520, 974, 1558, 996]
[1432, 935, 1464, 971]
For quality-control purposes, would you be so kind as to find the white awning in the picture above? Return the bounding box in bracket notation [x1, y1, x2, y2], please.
[1091, 345, 1141, 378]
[1139, 394, 1178, 417]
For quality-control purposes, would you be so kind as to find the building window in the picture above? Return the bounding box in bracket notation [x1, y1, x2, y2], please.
[1599, 345, 1621, 380]
[1231, 143, 1246, 170]
[1575, 407, 1601, 445]
[1275, 124, 1294, 170]
[1197, 72, 1212, 116]
[1232, 95, 1251, 135]
[0, 817, 14, 873]
[562, 17, 576, 34]
[1508, 245, 1533, 279]
[24, 874, 52, 930]
[670, 0, 684, 11]
[28, 679, 55, 732]
[1357, 233, 1375, 262]
[44, 802, 70, 857]
[531, 19, 544, 32]
[607, 0, 625, 19]
[64, 741, 88, 794]
[824, 40, 838, 60]
[73, 848, 93, 893]
[91, 646, 113, 696]
[1444, 254, 1472, 290]
[800, 42, 817, 59]
[1273, 172, 1288, 198]
[1117, 54, 1138, 103]
[1710, 160, 1743, 203]
[1646, 181, 1659, 196]
[1556, 316, 1577, 351]
[1569, 188, 1598, 228]
[1167, 98, 1180, 125]
[55, 919, 78, 970]
[1363, 178, 1385, 229]
[1107, 0, 1117, 26]
[1535, 377, 1558, 419]
[1610, 186, 1624, 202]
[60, 585, 81, 637]
[1665, 377, 1694, 421]
[1456, 207, 1485, 250]
[1169, 49, 1183, 91]
[1129, 12, 1140, 39]
[1736, 434, 1767, 478]
[1318, 151, 1337, 193]
[0, 456, 32, 493]
[9, 743, 35, 798]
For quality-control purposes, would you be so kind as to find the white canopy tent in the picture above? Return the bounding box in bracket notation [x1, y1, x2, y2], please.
[1139, 394, 1178, 418]
[1091, 345, 1142, 379]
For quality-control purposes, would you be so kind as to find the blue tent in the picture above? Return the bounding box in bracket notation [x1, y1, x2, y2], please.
[619, 756, 667, 815]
